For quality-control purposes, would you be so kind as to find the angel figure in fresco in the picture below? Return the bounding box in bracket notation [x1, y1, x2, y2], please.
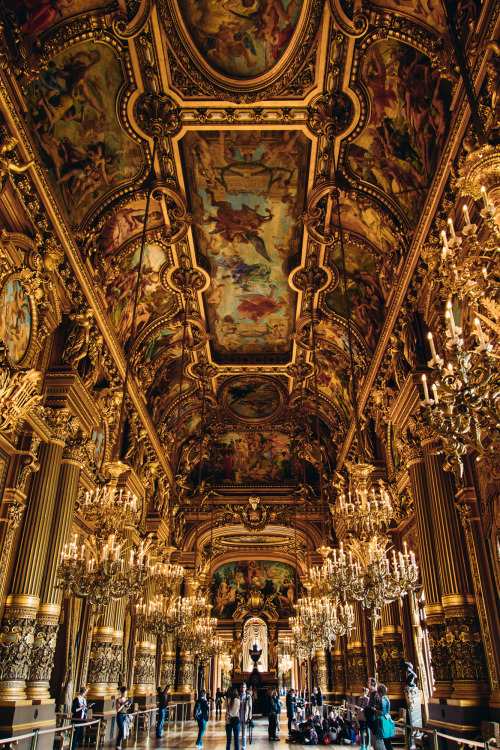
[251, 0, 299, 59]
[365, 45, 398, 124]
[34, 51, 104, 130]
[237, 284, 285, 324]
[19, 0, 74, 36]
[205, 193, 274, 261]
[97, 208, 163, 258]
[195, 19, 257, 70]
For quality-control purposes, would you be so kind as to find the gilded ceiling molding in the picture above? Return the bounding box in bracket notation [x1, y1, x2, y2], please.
[157, 0, 326, 102]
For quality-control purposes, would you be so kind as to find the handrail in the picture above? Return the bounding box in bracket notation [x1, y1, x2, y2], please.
[0, 719, 102, 748]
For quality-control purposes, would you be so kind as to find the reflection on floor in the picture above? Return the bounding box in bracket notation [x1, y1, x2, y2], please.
[124, 713, 293, 750]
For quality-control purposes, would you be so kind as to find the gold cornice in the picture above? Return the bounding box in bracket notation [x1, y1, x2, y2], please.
[43, 371, 101, 435]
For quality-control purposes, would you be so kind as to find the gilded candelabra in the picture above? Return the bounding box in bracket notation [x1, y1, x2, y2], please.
[421, 300, 500, 479]
[59, 533, 149, 614]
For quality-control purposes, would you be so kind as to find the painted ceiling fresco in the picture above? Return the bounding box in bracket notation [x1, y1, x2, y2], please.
[181, 130, 309, 356]
[7, 1, 107, 36]
[103, 242, 176, 347]
[177, 0, 305, 78]
[2, 0, 463, 489]
[211, 430, 294, 484]
[212, 560, 296, 618]
[324, 243, 386, 353]
[348, 40, 452, 222]
[27, 41, 143, 225]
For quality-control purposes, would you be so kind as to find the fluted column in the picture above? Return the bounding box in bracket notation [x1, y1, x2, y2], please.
[347, 603, 367, 694]
[0, 436, 65, 700]
[27, 445, 83, 699]
[403, 433, 451, 697]
[377, 603, 405, 700]
[422, 437, 488, 702]
[330, 645, 345, 700]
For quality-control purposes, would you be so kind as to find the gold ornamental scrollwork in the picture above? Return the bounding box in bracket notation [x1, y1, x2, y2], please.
[307, 91, 356, 140]
[151, 183, 193, 245]
[134, 93, 181, 139]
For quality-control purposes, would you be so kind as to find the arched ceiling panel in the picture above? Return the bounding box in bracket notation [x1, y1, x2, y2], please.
[26, 40, 144, 226]
[347, 39, 452, 223]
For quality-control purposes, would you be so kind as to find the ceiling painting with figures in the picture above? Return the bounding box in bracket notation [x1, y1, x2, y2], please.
[181, 129, 309, 358]
[0, 0, 491, 704]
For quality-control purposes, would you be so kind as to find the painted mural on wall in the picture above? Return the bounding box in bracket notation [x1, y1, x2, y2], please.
[211, 431, 293, 483]
[313, 318, 367, 365]
[212, 560, 296, 618]
[7, 0, 107, 36]
[324, 243, 385, 352]
[27, 41, 142, 224]
[104, 242, 175, 345]
[182, 130, 309, 355]
[178, 0, 304, 78]
[146, 358, 193, 429]
[348, 40, 451, 221]
[332, 191, 398, 261]
[0, 278, 32, 364]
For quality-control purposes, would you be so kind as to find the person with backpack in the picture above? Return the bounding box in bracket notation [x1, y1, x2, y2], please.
[156, 684, 170, 739]
[194, 689, 210, 749]
[356, 686, 371, 749]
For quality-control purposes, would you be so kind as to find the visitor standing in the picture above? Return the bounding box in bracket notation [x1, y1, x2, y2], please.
[115, 687, 131, 750]
[216, 688, 224, 720]
[356, 686, 371, 749]
[239, 683, 253, 748]
[156, 684, 170, 739]
[266, 687, 280, 741]
[194, 689, 210, 749]
[286, 688, 296, 735]
[373, 684, 395, 750]
[226, 686, 241, 750]
[315, 687, 323, 718]
[71, 687, 91, 750]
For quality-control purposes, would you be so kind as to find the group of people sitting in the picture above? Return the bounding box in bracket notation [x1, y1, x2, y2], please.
[285, 678, 395, 749]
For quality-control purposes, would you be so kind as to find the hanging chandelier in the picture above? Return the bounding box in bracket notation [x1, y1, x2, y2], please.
[59, 532, 150, 614]
[334, 462, 393, 538]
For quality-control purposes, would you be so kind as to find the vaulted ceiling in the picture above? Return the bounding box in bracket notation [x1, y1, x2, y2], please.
[0, 0, 484, 494]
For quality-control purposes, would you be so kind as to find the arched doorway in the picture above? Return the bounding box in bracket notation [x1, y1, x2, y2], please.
[242, 617, 268, 672]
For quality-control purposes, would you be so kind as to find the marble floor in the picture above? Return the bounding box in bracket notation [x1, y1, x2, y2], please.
[127, 713, 296, 750]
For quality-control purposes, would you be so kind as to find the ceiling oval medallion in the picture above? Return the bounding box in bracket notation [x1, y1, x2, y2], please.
[159, 0, 324, 97]
[219, 375, 286, 423]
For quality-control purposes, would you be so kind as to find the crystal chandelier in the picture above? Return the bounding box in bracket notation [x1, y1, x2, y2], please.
[289, 584, 354, 656]
[312, 537, 418, 624]
[149, 557, 185, 599]
[59, 532, 149, 614]
[334, 463, 393, 538]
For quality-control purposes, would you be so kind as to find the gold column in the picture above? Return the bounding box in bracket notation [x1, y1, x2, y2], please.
[403, 431, 450, 697]
[422, 438, 488, 703]
[330, 645, 345, 700]
[133, 627, 156, 699]
[0, 436, 65, 700]
[377, 603, 405, 700]
[86, 603, 117, 700]
[177, 651, 195, 694]
[160, 636, 175, 687]
[347, 603, 367, 694]
[27, 445, 83, 699]
[312, 649, 328, 693]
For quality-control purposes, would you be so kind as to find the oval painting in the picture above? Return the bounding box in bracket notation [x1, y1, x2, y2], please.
[178, 0, 305, 78]
[0, 278, 33, 365]
[222, 376, 283, 422]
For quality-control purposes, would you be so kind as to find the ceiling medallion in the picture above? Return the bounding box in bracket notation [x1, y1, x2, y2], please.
[219, 375, 286, 424]
[307, 91, 356, 139]
[134, 93, 181, 138]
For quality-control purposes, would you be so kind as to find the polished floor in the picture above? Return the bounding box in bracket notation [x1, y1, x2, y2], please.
[127, 713, 302, 750]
